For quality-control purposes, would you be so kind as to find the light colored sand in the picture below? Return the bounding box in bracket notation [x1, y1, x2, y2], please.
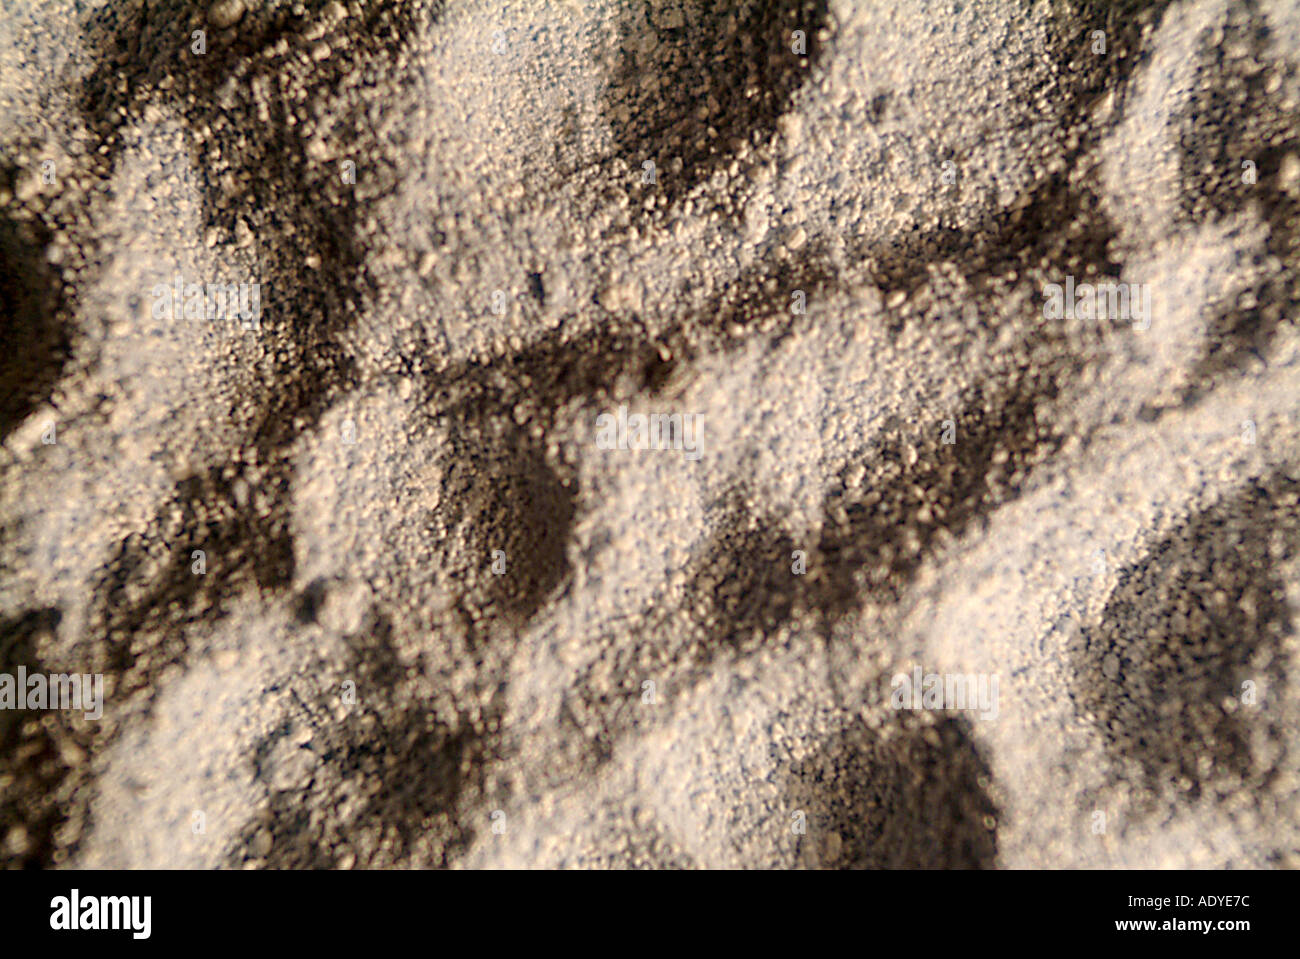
[1, 0, 1298, 868]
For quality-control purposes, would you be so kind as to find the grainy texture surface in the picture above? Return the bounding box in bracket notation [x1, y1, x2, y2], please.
[0, 0, 1298, 869]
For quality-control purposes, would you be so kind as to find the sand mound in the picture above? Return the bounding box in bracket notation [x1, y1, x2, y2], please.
[1, 0, 1298, 868]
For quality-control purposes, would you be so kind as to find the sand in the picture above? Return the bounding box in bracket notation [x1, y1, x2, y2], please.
[0, 0, 1298, 868]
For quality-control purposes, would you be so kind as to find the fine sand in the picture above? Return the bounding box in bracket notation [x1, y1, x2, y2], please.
[1, 0, 1299, 868]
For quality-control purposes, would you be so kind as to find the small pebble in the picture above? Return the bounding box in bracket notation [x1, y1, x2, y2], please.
[207, 0, 246, 30]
